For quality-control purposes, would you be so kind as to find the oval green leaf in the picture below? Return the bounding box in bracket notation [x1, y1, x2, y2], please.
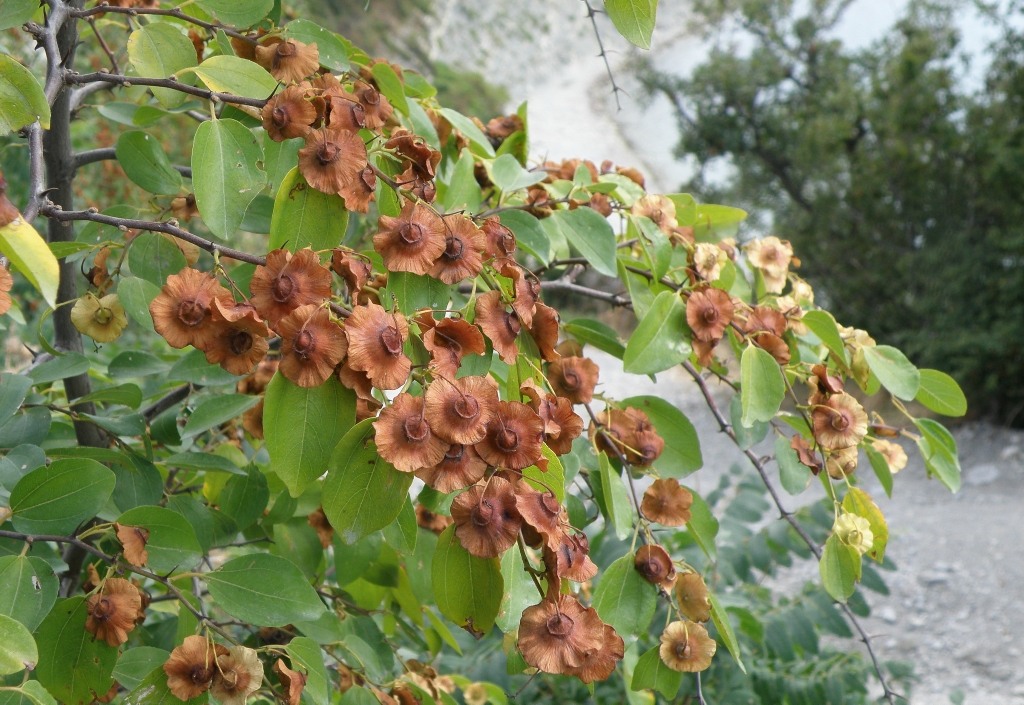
[0, 0, 38, 32]
[775, 434, 811, 495]
[126, 23, 198, 108]
[0, 556, 58, 631]
[431, 525, 502, 637]
[623, 291, 690, 374]
[34, 597, 117, 704]
[128, 232, 187, 285]
[552, 207, 618, 277]
[181, 393, 259, 439]
[862, 344, 919, 401]
[265, 372, 355, 497]
[370, 61, 408, 115]
[185, 55, 277, 98]
[0, 373, 31, 426]
[115, 131, 183, 196]
[915, 368, 967, 417]
[322, 419, 414, 544]
[117, 506, 203, 574]
[914, 418, 962, 493]
[801, 310, 850, 367]
[820, 533, 861, 602]
[269, 168, 350, 252]
[622, 395, 702, 477]
[0, 217, 59, 309]
[191, 118, 266, 239]
[205, 553, 326, 626]
[597, 451, 633, 541]
[592, 554, 656, 637]
[10, 459, 115, 535]
[605, 0, 658, 50]
[195, 0, 274, 28]
[117, 276, 160, 328]
[563, 318, 625, 359]
[842, 487, 888, 564]
[437, 108, 495, 157]
[0, 613, 37, 675]
[498, 209, 549, 264]
[0, 54, 49, 133]
[739, 344, 785, 427]
[631, 645, 682, 698]
[283, 19, 350, 72]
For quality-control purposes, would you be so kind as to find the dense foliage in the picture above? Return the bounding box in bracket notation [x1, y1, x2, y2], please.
[640, 0, 1024, 425]
[0, 1, 965, 705]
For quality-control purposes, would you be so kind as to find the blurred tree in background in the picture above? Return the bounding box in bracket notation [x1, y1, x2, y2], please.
[642, 0, 1024, 424]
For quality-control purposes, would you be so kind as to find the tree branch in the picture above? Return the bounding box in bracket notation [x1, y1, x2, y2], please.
[71, 4, 258, 44]
[580, 0, 624, 111]
[64, 72, 270, 108]
[39, 206, 268, 266]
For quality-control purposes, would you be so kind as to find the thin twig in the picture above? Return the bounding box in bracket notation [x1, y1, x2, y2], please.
[538, 280, 631, 307]
[580, 0, 624, 110]
[86, 17, 119, 73]
[71, 4, 258, 43]
[64, 71, 270, 108]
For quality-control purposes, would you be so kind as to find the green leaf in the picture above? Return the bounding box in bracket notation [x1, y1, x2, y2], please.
[686, 488, 718, 559]
[598, 452, 634, 541]
[0, 613, 37, 675]
[709, 592, 745, 672]
[121, 665, 205, 705]
[205, 553, 326, 626]
[842, 487, 888, 563]
[126, 23, 198, 108]
[28, 352, 90, 385]
[269, 168, 349, 251]
[219, 465, 269, 531]
[914, 418, 962, 492]
[490, 154, 546, 193]
[108, 351, 168, 378]
[623, 291, 689, 374]
[862, 345, 919, 401]
[195, 0, 274, 28]
[592, 554, 656, 637]
[689, 203, 748, 240]
[0, 556, 58, 632]
[820, 534, 860, 602]
[116, 131, 183, 195]
[631, 645, 682, 698]
[323, 419, 414, 544]
[128, 232, 188, 285]
[0, 216, 59, 309]
[521, 444, 565, 502]
[0, 681, 57, 705]
[431, 525, 502, 636]
[283, 19, 349, 72]
[0, 0, 37, 32]
[34, 597, 116, 705]
[10, 459, 115, 535]
[383, 272, 452, 316]
[622, 395, 702, 477]
[551, 207, 618, 277]
[801, 310, 850, 367]
[117, 506, 203, 573]
[441, 148, 483, 213]
[265, 373, 355, 497]
[864, 443, 894, 498]
[0, 54, 49, 133]
[0, 373, 31, 426]
[563, 318, 625, 359]
[605, 0, 658, 50]
[185, 54, 277, 100]
[117, 276, 160, 327]
[191, 118, 266, 239]
[915, 368, 967, 417]
[496, 547, 537, 634]
[775, 435, 810, 494]
[0, 409, 50, 448]
[285, 637, 330, 705]
[437, 108, 495, 157]
[181, 393, 259, 439]
[168, 348, 241, 386]
[74, 383, 144, 411]
[370, 61, 409, 115]
[498, 209, 549, 264]
[739, 344, 785, 427]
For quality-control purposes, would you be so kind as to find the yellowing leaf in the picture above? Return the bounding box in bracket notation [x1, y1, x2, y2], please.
[0, 216, 59, 309]
[842, 487, 889, 563]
